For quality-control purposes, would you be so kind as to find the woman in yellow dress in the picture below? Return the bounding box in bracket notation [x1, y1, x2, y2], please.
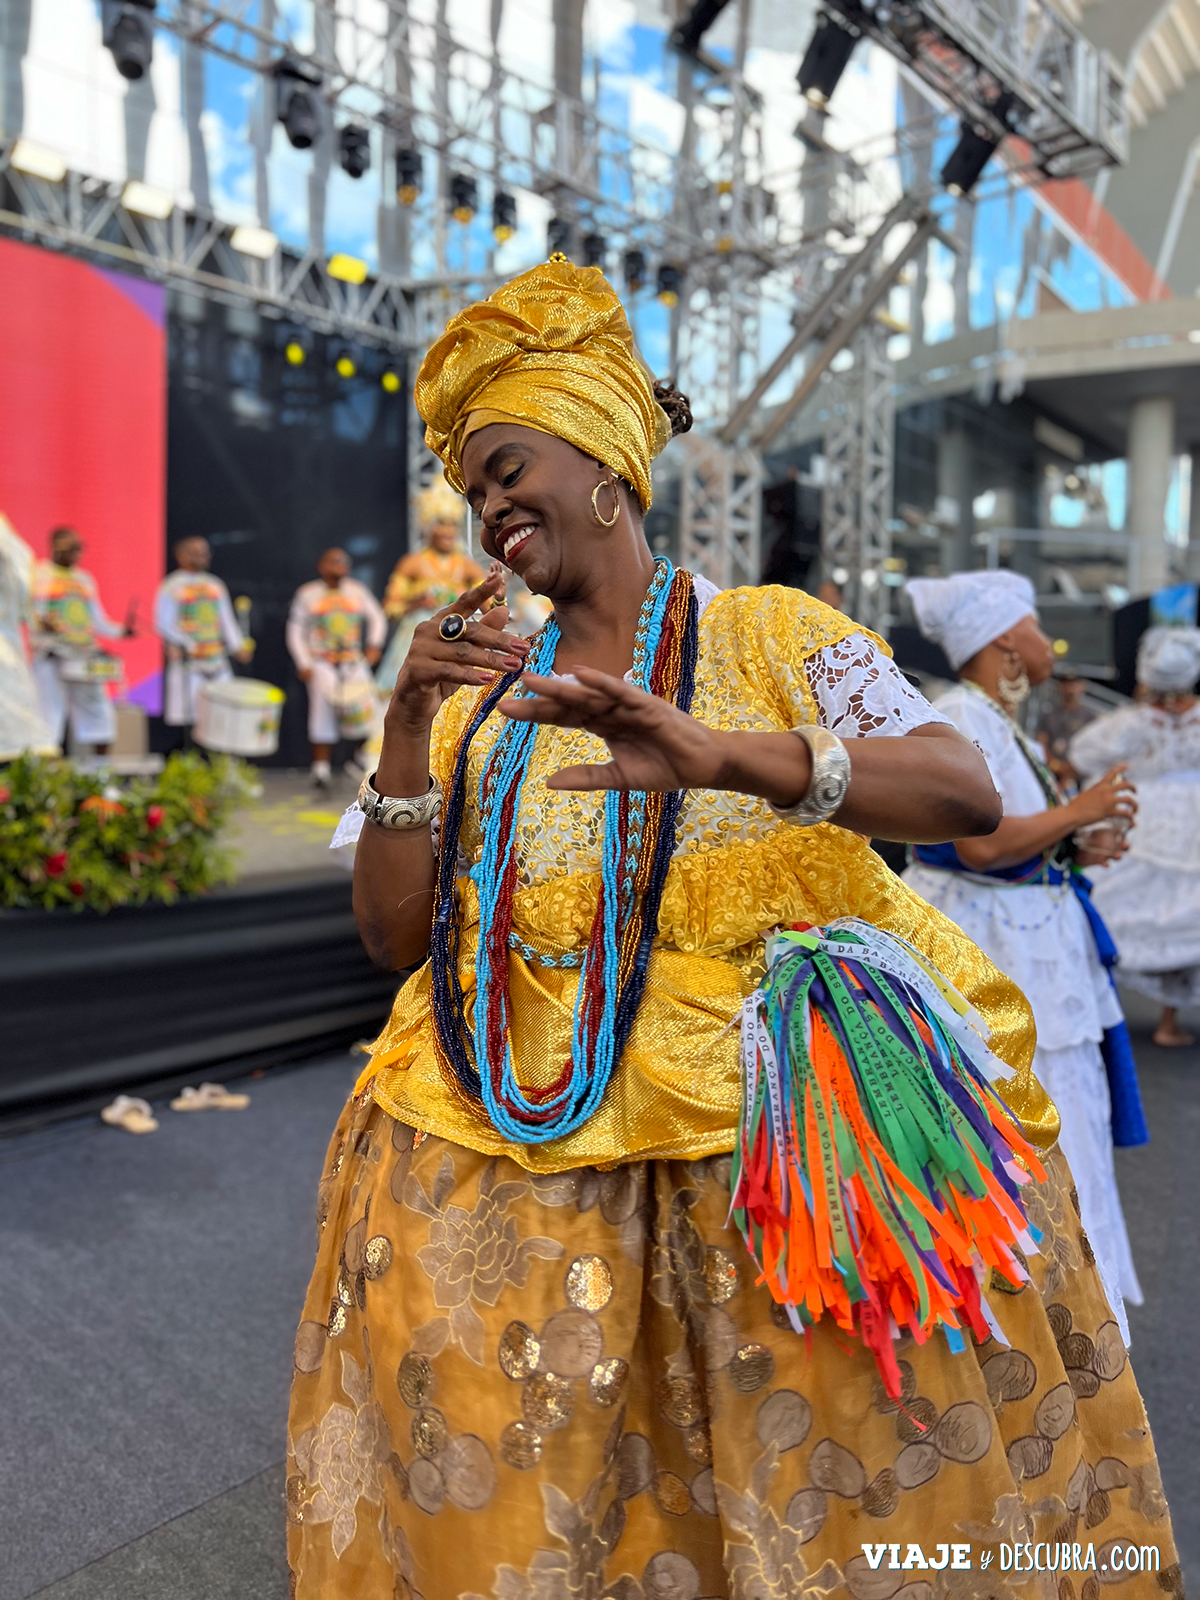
[288, 259, 1178, 1598]
[376, 472, 485, 693]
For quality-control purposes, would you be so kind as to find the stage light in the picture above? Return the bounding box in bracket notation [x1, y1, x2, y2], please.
[285, 341, 306, 366]
[548, 216, 573, 258]
[582, 232, 606, 269]
[121, 179, 173, 219]
[339, 124, 370, 179]
[656, 263, 682, 307]
[381, 369, 402, 393]
[941, 122, 1001, 198]
[395, 147, 423, 206]
[336, 354, 356, 378]
[9, 139, 67, 183]
[327, 252, 368, 284]
[449, 173, 478, 223]
[623, 247, 647, 291]
[671, 0, 733, 55]
[492, 190, 517, 243]
[102, 0, 155, 81]
[274, 57, 323, 151]
[797, 8, 860, 109]
[230, 223, 278, 259]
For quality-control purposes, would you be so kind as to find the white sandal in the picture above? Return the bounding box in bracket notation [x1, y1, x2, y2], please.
[101, 1095, 159, 1134]
[170, 1082, 250, 1112]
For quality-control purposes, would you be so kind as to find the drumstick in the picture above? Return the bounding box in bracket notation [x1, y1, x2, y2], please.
[234, 595, 256, 656]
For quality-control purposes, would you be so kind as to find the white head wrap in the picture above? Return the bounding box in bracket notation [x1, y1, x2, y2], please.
[1137, 626, 1200, 693]
[906, 571, 1037, 671]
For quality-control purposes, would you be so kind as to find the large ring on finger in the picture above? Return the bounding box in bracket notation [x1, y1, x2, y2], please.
[438, 613, 466, 642]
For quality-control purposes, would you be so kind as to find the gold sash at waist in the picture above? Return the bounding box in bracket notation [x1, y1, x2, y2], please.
[362, 851, 1060, 1173]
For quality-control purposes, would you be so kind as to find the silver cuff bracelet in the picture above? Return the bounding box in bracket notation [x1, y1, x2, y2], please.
[357, 772, 443, 831]
[769, 724, 851, 827]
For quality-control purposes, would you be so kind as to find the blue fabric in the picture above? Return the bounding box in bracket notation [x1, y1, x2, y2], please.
[910, 844, 1150, 1148]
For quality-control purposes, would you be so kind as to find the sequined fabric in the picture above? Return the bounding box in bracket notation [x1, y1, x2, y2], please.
[365, 584, 1057, 1170]
[414, 258, 671, 509]
[287, 1091, 1180, 1596]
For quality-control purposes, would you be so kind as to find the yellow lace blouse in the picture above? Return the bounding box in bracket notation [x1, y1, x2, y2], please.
[362, 585, 1055, 1170]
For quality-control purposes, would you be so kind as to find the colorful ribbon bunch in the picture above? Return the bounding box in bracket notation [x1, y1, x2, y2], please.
[732, 920, 1046, 1395]
[430, 559, 698, 1142]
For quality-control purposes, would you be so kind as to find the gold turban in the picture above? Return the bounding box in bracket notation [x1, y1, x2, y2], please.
[414, 257, 671, 510]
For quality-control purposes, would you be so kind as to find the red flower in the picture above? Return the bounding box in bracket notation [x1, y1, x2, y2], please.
[0, 786, 10, 803]
[69, 880, 85, 896]
[147, 804, 164, 830]
[45, 853, 67, 877]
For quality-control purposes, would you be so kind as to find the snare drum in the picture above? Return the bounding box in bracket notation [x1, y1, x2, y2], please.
[195, 677, 285, 756]
[58, 651, 123, 685]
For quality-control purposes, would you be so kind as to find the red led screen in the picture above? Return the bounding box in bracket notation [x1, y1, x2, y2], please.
[0, 235, 166, 704]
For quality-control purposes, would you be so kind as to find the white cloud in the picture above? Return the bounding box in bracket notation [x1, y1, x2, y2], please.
[628, 76, 685, 151]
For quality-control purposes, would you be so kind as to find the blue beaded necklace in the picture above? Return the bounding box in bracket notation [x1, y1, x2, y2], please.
[429, 558, 699, 1142]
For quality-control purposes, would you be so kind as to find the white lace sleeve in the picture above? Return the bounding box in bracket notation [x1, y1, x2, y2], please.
[331, 802, 365, 849]
[805, 632, 950, 738]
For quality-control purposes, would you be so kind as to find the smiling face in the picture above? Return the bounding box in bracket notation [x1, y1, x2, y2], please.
[460, 423, 634, 599]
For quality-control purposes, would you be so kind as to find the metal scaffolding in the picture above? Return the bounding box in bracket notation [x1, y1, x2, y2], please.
[0, 0, 1134, 603]
[678, 434, 762, 592]
[0, 156, 425, 351]
[820, 320, 896, 632]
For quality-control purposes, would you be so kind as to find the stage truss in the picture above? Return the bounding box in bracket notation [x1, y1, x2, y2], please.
[1, 0, 1131, 603]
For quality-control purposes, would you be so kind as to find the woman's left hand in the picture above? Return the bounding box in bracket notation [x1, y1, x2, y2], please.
[499, 667, 736, 793]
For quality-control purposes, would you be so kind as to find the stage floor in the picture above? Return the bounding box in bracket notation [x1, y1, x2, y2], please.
[223, 766, 360, 885]
[4, 998, 1197, 1599]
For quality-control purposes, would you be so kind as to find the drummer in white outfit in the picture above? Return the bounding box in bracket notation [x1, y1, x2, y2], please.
[154, 537, 251, 735]
[1071, 627, 1200, 1048]
[30, 526, 130, 754]
[902, 570, 1144, 1326]
[287, 548, 386, 788]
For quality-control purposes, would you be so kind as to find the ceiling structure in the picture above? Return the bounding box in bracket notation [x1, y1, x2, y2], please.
[1054, 0, 1200, 292]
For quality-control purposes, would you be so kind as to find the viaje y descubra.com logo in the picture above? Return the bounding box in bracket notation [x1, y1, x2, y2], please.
[861, 1542, 1162, 1575]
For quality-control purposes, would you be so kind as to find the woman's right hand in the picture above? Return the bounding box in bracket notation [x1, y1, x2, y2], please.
[386, 565, 531, 737]
[1070, 763, 1137, 828]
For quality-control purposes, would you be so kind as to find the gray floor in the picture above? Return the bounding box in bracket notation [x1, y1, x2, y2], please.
[1, 1054, 357, 1600]
[1114, 989, 1200, 1575]
[2, 1011, 1197, 1600]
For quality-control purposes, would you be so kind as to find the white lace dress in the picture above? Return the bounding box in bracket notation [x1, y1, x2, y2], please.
[1070, 703, 1200, 1005]
[902, 686, 1141, 1327]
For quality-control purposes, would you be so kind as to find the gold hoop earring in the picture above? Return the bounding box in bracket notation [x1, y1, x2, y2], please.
[996, 649, 1030, 716]
[591, 479, 620, 527]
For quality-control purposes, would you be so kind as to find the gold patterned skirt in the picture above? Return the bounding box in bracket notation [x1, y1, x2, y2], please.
[287, 1088, 1181, 1599]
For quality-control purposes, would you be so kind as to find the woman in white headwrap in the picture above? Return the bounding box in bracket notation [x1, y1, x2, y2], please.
[904, 570, 1145, 1322]
[1070, 626, 1200, 1047]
